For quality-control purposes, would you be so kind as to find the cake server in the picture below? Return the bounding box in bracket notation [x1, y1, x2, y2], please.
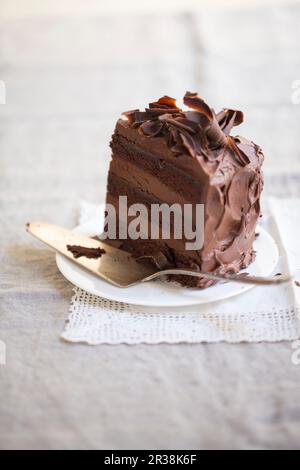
[26, 222, 290, 287]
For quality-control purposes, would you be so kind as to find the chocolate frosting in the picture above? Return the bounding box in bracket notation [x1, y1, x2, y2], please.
[109, 92, 264, 288]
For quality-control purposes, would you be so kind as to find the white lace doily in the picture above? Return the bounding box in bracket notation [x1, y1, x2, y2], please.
[62, 198, 300, 344]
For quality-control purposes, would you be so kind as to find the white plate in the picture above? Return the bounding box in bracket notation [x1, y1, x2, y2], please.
[56, 223, 279, 307]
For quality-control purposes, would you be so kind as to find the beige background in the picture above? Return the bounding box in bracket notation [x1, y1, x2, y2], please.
[1, 0, 300, 450]
[0, 0, 299, 17]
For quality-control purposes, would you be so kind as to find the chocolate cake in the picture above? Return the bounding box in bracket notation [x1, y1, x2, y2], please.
[104, 92, 264, 288]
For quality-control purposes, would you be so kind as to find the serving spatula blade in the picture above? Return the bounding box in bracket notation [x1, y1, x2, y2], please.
[26, 222, 157, 287]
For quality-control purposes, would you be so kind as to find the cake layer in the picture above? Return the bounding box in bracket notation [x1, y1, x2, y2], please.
[109, 154, 199, 206]
[111, 130, 206, 202]
[106, 176, 203, 254]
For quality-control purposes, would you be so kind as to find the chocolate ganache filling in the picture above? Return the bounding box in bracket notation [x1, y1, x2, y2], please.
[105, 92, 264, 288]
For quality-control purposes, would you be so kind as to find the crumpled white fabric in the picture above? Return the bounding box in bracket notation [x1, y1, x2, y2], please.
[62, 198, 300, 344]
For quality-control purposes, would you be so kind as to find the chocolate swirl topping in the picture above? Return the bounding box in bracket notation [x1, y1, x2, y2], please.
[123, 92, 252, 167]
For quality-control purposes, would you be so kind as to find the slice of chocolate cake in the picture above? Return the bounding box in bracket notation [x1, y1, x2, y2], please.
[104, 92, 264, 288]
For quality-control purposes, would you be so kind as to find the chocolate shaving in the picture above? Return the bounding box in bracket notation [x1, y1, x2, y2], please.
[145, 107, 180, 116]
[295, 281, 300, 287]
[180, 132, 197, 158]
[132, 111, 149, 122]
[205, 119, 228, 149]
[67, 245, 106, 259]
[182, 92, 228, 149]
[185, 110, 207, 125]
[228, 137, 251, 166]
[149, 95, 180, 110]
[140, 120, 164, 137]
[122, 109, 139, 125]
[124, 91, 252, 166]
[217, 109, 244, 135]
[159, 114, 197, 134]
[183, 91, 214, 120]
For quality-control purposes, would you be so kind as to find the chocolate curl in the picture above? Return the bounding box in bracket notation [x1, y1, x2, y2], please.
[206, 119, 228, 148]
[122, 109, 139, 125]
[183, 91, 214, 120]
[227, 137, 250, 166]
[217, 109, 244, 135]
[158, 114, 197, 134]
[145, 107, 180, 116]
[168, 128, 184, 155]
[180, 132, 197, 158]
[183, 91, 227, 148]
[149, 95, 180, 110]
[139, 120, 164, 137]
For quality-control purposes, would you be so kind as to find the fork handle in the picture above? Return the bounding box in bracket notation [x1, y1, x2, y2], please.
[147, 269, 290, 286]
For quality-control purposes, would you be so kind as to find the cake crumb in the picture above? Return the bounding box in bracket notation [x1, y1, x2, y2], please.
[67, 245, 105, 259]
[295, 281, 300, 288]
